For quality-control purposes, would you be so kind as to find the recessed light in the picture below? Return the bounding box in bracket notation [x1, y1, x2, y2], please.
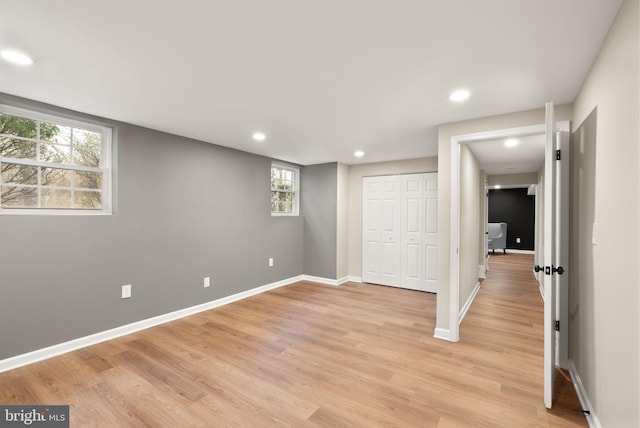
[0, 49, 35, 66]
[252, 132, 266, 142]
[354, 150, 364, 158]
[449, 89, 470, 102]
[504, 138, 519, 148]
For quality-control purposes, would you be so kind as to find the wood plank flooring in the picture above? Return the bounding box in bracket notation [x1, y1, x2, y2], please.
[0, 253, 587, 427]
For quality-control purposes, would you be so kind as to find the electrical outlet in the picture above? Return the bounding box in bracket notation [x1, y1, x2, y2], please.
[516, 237, 521, 244]
[121, 284, 132, 299]
[269, 257, 274, 267]
[204, 277, 210, 288]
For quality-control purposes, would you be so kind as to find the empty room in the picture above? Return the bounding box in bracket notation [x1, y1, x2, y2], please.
[1, 1, 638, 427]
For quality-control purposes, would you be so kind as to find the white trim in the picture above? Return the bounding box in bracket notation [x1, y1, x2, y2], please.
[539, 284, 545, 300]
[568, 360, 601, 428]
[505, 249, 535, 254]
[0, 275, 305, 373]
[449, 121, 570, 346]
[270, 162, 300, 216]
[433, 327, 452, 341]
[459, 282, 481, 323]
[300, 275, 342, 286]
[478, 264, 486, 279]
[347, 276, 363, 283]
[450, 137, 461, 342]
[0, 103, 113, 215]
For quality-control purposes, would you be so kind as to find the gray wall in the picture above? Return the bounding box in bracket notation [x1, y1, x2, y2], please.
[0, 93, 304, 360]
[301, 163, 337, 279]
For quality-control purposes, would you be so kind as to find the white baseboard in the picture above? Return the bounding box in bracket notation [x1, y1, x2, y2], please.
[347, 276, 362, 283]
[0, 275, 306, 373]
[505, 249, 535, 254]
[433, 327, 452, 341]
[301, 275, 342, 286]
[478, 264, 486, 279]
[459, 282, 481, 323]
[568, 360, 601, 428]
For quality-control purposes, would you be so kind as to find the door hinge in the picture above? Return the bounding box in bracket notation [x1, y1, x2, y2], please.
[556, 149, 561, 160]
[555, 320, 560, 331]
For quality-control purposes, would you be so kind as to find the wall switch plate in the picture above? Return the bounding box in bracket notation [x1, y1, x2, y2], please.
[592, 222, 598, 245]
[121, 284, 132, 299]
[204, 277, 210, 288]
[516, 237, 521, 244]
[269, 257, 274, 267]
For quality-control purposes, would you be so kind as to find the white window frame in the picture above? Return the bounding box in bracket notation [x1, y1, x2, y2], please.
[271, 162, 299, 216]
[0, 104, 113, 215]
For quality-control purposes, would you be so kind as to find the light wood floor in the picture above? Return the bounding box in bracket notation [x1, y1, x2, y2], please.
[0, 253, 587, 427]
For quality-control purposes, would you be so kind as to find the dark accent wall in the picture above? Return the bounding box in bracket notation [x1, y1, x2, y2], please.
[0, 93, 304, 360]
[488, 188, 535, 250]
[300, 163, 337, 279]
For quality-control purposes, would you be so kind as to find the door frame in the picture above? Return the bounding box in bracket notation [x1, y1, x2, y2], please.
[448, 121, 569, 342]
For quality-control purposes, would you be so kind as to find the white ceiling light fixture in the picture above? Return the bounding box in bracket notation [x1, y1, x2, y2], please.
[504, 138, 519, 148]
[354, 150, 364, 158]
[494, 185, 501, 189]
[252, 132, 266, 142]
[0, 49, 35, 66]
[449, 89, 470, 102]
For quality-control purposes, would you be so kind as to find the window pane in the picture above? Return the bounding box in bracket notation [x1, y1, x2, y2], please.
[73, 148, 100, 167]
[41, 167, 72, 188]
[40, 143, 72, 164]
[0, 114, 37, 139]
[75, 190, 101, 209]
[40, 122, 70, 145]
[75, 171, 102, 189]
[40, 188, 71, 208]
[1, 163, 38, 185]
[73, 129, 101, 150]
[0, 137, 37, 159]
[1, 185, 38, 208]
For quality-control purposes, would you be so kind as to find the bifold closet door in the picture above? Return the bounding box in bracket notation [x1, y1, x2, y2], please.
[400, 172, 437, 292]
[362, 176, 401, 286]
[423, 173, 438, 293]
[363, 172, 437, 292]
[401, 174, 423, 291]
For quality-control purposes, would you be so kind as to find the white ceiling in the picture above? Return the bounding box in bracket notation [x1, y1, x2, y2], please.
[0, 0, 623, 166]
[468, 134, 545, 176]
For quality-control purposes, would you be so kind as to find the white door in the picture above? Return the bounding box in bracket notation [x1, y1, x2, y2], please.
[401, 174, 424, 291]
[423, 173, 438, 292]
[362, 177, 383, 284]
[543, 102, 569, 408]
[362, 176, 401, 286]
[363, 173, 437, 291]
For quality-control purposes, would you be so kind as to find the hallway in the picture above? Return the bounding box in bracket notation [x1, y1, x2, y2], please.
[458, 252, 587, 426]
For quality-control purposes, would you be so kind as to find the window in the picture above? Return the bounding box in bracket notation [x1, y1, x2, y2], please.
[271, 163, 299, 215]
[0, 105, 112, 214]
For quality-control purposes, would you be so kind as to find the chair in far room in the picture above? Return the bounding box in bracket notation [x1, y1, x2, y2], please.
[488, 222, 507, 254]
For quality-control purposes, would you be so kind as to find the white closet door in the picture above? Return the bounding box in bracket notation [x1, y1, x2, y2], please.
[362, 173, 436, 292]
[362, 176, 401, 286]
[423, 173, 438, 293]
[362, 177, 383, 284]
[380, 176, 401, 285]
[401, 174, 424, 291]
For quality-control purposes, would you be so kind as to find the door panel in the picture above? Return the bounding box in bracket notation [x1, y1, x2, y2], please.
[423, 174, 438, 292]
[401, 174, 423, 290]
[362, 177, 382, 284]
[543, 102, 569, 409]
